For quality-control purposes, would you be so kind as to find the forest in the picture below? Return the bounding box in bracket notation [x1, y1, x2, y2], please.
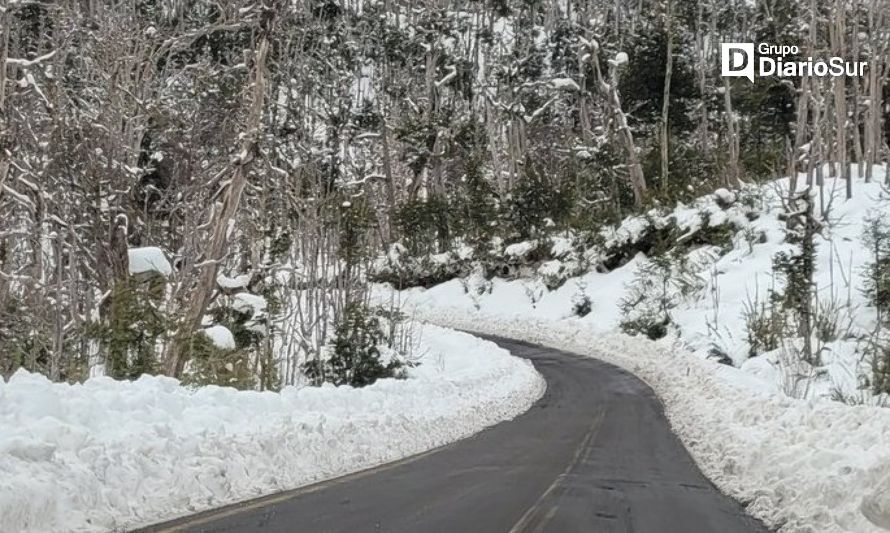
[2, 0, 889, 391]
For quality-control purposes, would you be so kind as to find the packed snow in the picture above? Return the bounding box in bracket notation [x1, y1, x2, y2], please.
[0, 326, 544, 532]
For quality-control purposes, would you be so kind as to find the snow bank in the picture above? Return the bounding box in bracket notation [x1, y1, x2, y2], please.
[383, 295, 890, 533]
[0, 325, 544, 532]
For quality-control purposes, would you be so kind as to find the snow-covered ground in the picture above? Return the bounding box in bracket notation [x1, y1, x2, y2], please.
[0, 325, 544, 532]
[373, 169, 890, 533]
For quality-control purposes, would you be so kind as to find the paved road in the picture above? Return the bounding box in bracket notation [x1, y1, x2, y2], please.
[138, 335, 769, 533]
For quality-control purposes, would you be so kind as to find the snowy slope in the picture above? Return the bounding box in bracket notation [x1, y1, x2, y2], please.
[0, 326, 544, 532]
[381, 168, 890, 402]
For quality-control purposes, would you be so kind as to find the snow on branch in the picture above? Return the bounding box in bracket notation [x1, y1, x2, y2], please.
[435, 65, 458, 88]
[6, 50, 57, 68]
[548, 77, 580, 91]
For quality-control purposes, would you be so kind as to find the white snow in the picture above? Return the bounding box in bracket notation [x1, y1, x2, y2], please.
[127, 247, 172, 277]
[0, 325, 544, 532]
[608, 51, 629, 67]
[231, 292, 267, 317]
[713, 187, 737, 205]
[216, 273, 250, 290]
[549, 77, 580, 91]
[504, 240, 537, 258]
[202, 325, 236, 350]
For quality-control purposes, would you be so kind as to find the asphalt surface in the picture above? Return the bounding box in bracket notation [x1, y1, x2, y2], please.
[138, 335, 769, 533]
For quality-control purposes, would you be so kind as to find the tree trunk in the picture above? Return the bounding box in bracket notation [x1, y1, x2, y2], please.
[660, 0, 674, 191]
[166, 37, 271, 377]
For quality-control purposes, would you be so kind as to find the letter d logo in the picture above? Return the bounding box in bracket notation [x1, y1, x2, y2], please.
[721, 43, 755, 83]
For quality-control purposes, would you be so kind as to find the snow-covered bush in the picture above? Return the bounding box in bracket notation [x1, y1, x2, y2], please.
[303, 302, 411, 387]
[619, 249, 711, 340]
[619, 255, 676, 339]
[743, 292, 787, 357]
[571, 288, 592, 318]
[181, 330, 256, 389]
[870, 335, 890, 395]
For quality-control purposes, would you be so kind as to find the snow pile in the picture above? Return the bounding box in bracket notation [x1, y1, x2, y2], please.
[390, 304, 890, 533]
[127, 247, 172, 277]
[0, 326, 544, 532]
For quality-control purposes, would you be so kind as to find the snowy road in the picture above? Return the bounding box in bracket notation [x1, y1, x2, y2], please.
[138, 335, 768, 533]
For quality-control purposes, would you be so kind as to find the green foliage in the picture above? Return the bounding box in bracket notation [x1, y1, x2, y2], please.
[683, 210, 738, 253]
[394, 195, 453, 256]
[772, 190, 819, 363]
[338, 197, 375, 268]
[208, 306, 263, 354]
[620, 315, 671, 340]
[89, 280, 166, 380]
[870, 338, 890, 395]
[618, 246, 711, 340]
[0, 296, 81, 379]
[733, 76, 796, 182]
[205, 289, 278, 390]
[642, 142, 724, 204]
[571, 291, 592, 318]
[773, 246, 816, 317]
[618, 255, 677, 340]
[504, 163, 574, 239]
[303, 302, 405, 387]
[566, 146, 634, 229]
[454, 156, 499, 246]
[743, 292, 786, 357]
[862, 213, 890, 325]
[180, 332, 256, 390]
[619, 29, 700, 135]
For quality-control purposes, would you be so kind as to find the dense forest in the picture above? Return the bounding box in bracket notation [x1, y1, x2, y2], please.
[2, 0, 889, 389]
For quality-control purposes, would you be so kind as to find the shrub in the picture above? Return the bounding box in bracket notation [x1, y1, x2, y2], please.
[181, 332, 256, 390]
[619, 255, 677, 340]
[503, 163, 574, 239]
[743, 292, 786, 357]
[395, 195, 453, 256]
[862, 213, 890, 325]
[868, 337, 890, 396]
[572, 289, 592, 317]
[620, 315, 671, 340]
[88, 280, 167, 380]
[303, 302, 405, 387]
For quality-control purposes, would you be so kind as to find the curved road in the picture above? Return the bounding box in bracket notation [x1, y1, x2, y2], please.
[138, 335, 769, 533]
